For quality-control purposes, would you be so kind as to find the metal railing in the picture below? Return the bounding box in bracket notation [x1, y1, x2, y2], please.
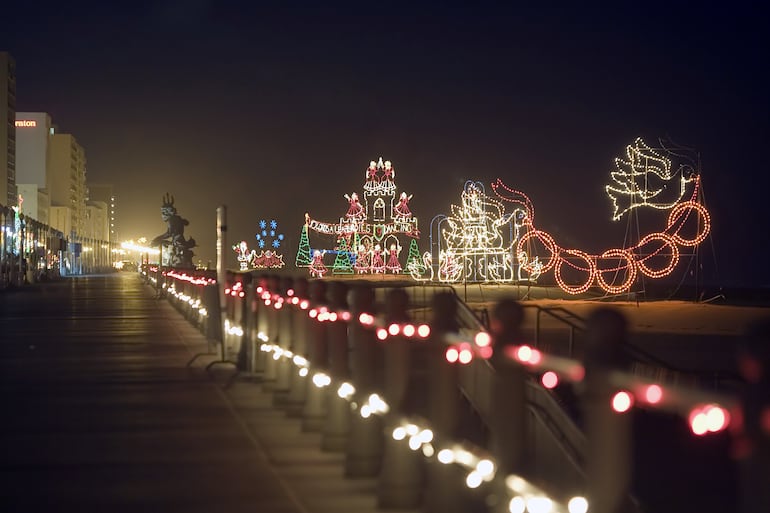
[144, 270, 760, 513]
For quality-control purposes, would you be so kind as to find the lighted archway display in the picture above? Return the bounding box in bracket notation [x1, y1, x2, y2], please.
[492, 138, 711, 294]
[297, 157, 420, 277]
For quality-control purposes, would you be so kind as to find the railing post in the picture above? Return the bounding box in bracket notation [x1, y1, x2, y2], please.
[272, 276, 295, 405]
[583, 307, 632, 513]
[345, 283, 383, 476]
[322, 281, 350, 451]
[302, 279, 328, 432]
[378, 288, 423, 509]
[221, 272, 238, 362]
[252, 275, 269, 374]
[203, 281, 221, 344]
[423, 292, 466, 513]
[488, 298, 529, 513]
[261, 275, 282, 386]
[155, 264, 163, 297]
[735, 321, 770, 513]
[259, 275, 279, 383]
[234, 273, 252, 371]
[243, 272, 259, 374]
[285, 277, 309, 416]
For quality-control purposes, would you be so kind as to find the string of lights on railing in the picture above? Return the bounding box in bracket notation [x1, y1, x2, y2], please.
[210, 279, 735, 513]
[233, 287, 588, 513]
[140, 266, 159, 285]
[165, 269, 216, 286]
[248, 296, 583, 513]
[163, 282, 209, 318]
[220, 279, 735, 442]
[141, 268, 217, 319]
[442, 330, 734, 436]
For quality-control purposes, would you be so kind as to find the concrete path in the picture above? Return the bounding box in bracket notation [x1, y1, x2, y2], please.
[0, 274, 412, 513]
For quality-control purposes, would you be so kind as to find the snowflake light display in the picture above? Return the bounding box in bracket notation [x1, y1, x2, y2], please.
[297, 157, 420, 277]
[253, 219, 286, 269]
[432, 182, 527, 283]
[496, 138, 710, 295]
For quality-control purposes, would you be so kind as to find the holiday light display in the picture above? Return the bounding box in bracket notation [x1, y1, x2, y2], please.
[255, 219, 285, 250]
[493, 138, 711, 294]
[309, 249, 328, 277]
[252, 250, 285, 269]
[405, 239, 425, 277]
[233, 241, 255, 270]
[297, 157, 420, 277]
[607, 138, 696, 221]
[332, 236, 353, 274]
[251, 219, 286, 269]
[433, 182, 527, 283]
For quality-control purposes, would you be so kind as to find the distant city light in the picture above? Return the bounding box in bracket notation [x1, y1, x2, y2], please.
[121, 240, 160, 255]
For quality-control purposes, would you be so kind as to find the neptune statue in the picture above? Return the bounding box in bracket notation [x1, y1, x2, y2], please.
[151, 193, 196, 268]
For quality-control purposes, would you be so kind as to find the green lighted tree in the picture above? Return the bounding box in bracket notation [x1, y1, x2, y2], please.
[406, 238, 425, 275]
[333, 236, 353, 274]
[295, 223, 312, 267]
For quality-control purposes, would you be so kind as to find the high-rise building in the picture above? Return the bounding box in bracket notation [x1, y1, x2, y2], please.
[15, 112, 54, 224]
[88, 184, 115, 242]
[83, 201, 109, 242]
[0, 51, 17, 206]
[49, 133, 87, 237]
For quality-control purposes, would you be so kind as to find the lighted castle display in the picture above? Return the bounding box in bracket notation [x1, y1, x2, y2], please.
[296, 158, 422, 276]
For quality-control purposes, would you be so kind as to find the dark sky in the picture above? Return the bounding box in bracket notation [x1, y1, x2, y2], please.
[3, 2, 769, 286]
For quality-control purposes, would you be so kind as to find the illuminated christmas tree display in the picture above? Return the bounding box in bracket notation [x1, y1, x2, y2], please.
[298, 157, 421, 277]
[405, 239, 425, 277]
[252, 219, 286, 269]
[332, 236, 353, 274]
[493, 138, 711, 294]
[296, 221, 312, 267]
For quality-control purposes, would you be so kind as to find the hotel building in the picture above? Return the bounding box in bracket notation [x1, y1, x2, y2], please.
[0, 51, 16, 206]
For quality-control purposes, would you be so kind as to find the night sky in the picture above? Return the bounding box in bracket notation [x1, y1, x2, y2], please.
[3, 2, 769, 286]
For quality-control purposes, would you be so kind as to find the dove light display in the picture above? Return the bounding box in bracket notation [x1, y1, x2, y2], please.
[606, 138, 697, 221]
[495, 138, 710, 294]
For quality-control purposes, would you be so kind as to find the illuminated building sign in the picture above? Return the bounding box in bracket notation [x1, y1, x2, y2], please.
[15, 120, 37, 127]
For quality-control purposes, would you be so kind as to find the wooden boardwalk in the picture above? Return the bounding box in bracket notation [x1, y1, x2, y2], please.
[0, 274, 415, 513]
